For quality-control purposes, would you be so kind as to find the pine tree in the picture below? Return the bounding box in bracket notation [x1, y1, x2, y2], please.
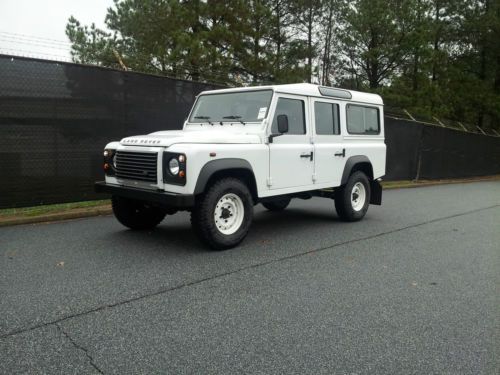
[335, 0, 417, 89]
[289, 0, 323, 83]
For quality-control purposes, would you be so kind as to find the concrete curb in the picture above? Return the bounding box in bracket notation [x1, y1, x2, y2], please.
[381, 176, 500, 190]
[1, 176, 498, 228]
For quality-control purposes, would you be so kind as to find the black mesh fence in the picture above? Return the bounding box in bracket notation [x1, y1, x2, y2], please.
[384, 118, 500, 180]
[1, 55, 499, 209]
[0, 55, 221, 208]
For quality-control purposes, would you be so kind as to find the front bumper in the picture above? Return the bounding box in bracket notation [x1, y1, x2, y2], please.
[94, 181, 195, 208]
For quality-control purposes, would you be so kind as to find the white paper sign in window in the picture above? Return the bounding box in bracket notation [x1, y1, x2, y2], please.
[257, 107, 267, 119]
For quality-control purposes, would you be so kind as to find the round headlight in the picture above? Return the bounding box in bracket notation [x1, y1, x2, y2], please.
[103, 150, 110, 157]
[112, 153, 117, 168]
[169, 158, 180, 175]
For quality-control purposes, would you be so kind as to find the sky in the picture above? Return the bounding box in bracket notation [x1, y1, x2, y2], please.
[0, 0, 114, 61]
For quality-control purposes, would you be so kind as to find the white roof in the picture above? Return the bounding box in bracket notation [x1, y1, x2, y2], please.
[199, 83, 383, 105]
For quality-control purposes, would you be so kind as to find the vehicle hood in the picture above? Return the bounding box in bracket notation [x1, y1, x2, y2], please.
[120, 130, 262, 147]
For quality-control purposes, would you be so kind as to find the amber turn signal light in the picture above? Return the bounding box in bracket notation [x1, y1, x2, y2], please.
[179, 170, 185, 178]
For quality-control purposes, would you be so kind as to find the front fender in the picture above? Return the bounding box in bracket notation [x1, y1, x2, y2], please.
[193, 158, 254, 195]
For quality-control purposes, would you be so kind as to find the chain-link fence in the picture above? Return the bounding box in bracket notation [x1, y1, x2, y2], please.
[1, 54, 499, 208]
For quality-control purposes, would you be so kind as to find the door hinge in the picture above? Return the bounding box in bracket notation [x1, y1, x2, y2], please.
[267, 177, 273, 187]
[312, 173, 317, 182]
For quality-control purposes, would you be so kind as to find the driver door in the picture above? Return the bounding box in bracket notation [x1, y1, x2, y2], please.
[268, 95, 314, 190]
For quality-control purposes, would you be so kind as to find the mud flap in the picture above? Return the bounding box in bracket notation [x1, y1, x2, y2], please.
[370, 180, 382, 205]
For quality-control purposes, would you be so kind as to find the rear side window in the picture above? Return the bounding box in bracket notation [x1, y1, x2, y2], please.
[315, 102, 340, 135]
[346, 105, 380, 135]
[271, 98, 306, 135]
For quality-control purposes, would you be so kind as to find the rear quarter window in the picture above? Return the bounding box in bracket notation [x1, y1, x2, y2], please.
[346, 105, 380, 135]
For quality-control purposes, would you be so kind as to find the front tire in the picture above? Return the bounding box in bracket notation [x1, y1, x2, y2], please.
[191, 178, 253, 250]
[111, 195, 166, 230]
[262, 198, 291, 211]
[334, 171, 371, 222]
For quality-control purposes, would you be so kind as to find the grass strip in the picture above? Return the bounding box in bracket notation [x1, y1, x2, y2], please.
[0, 199, 110, 218]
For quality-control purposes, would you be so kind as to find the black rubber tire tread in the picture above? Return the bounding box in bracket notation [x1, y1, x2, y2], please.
[334, 171, 371, 222]
[112, 195, 166, 230]
[191, 177, 253, 250]
[262, 198, 291, 211]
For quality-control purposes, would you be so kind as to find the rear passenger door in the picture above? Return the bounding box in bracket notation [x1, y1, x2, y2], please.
[311, 98, 346, 186]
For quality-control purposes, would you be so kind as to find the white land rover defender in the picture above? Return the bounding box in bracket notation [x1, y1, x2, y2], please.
[95, 83, 386, 249]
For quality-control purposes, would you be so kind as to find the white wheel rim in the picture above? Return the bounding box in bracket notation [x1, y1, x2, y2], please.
[351, 182, 366, 211]
[214, 193, 245, 235]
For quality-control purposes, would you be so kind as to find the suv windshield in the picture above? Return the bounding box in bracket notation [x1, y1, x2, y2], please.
[189, 90, 273, 123]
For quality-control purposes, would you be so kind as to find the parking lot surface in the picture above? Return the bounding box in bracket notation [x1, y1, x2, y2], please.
[1, 181, 499, 374]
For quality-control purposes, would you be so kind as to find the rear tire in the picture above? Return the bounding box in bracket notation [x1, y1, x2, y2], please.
[191, 178, 253, 250]
[111, 195, 166, 230]
[335, 171, 371, 222]
[262, 198, 291, 211]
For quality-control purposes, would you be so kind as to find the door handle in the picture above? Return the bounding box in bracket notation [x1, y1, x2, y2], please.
[300, 151, 313, 161]
[334, 148, 346, 157]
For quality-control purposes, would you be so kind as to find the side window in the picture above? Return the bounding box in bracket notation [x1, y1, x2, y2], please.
[346, 105, 380, 135]
[271, 98, 306, 135]
[365, 107, 379, 133]
[315, 102, 340, 135]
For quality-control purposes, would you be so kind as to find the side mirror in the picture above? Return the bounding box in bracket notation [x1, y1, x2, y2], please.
[277, 114, 289, 134]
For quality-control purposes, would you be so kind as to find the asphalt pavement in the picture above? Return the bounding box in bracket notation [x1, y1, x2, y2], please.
[1, 181, 499, 374]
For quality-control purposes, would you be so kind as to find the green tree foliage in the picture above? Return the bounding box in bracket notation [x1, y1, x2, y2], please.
[67, 0, 500, 130]
[385, 0, 500, 130]
[66, 16, 117, 67]
[335, 0, 418, 89]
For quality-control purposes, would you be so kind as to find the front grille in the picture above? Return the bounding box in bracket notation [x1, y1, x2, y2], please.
[115, 151, 158, 183]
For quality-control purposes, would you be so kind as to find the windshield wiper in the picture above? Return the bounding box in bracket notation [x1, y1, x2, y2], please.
[194, 115, 214, 125]
[222, 115, 246, 125]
